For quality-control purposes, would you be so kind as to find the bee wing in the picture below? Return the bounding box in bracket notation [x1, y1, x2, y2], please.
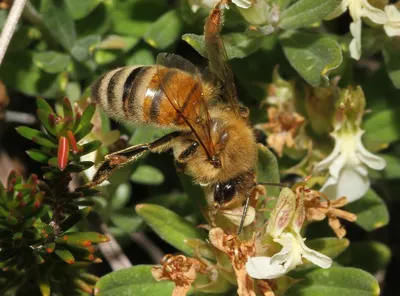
[205, 2, 240, 117]
[156, 53, 216, 159]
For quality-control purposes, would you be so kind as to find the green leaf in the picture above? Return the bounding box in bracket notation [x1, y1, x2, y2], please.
[302, 237, 349, 269]
[183, 33, 262, 59]
[346, 189, 389, 231]
[65, 0, 102, 20]
[286, 267, 380, 296]
[41, 0, 77, 51]
[59, 207, 92, 232]
[144, 10, 183, 49]
[128, 126, 173, 145]
[55, 232, 109, 246]
[74, 123, 94, 142]
[383, 40, 400, 89]
[257, 144, 280, 197]
[336, 241, 391, 274]
[363, 109, 400, 144]
[33, 51, 70, 74]
[75, 3, 111, 36]
[54, 249, 75, 264]
[0, 52, 61, 97]
[80, 140, 102, 155]
[26, 149, 51, 164]
[279, 30, 342, 86]
[110, 210, 144, 233]
[112, 0, 168, 38]
[36, 97, 54, 115]
[136, 204, 206, 256]
[78, 103, 96, 128]
[16, 127, 57, 148]
[65, 82, 82, 102]
[130, 165, 164, 186]
[95, 265, 174, 296]
[280, 0, 341, 29]
[71, 35, 101, 62]
[111, 183, 132, 210]
[126, 48, 155, 66]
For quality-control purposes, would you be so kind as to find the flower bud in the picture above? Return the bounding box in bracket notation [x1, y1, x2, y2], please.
[333, 86, 365, 130]
[304, 83, 339, 135]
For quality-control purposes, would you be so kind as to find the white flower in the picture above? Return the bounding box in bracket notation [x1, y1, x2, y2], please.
[246, 231, 331, 279]
[326, 0, 387, 60]
[245, 188, 332, 280]
[383, 5, 400, 37]
[188, 0, 250, 13]
[315, 127, 386, 202]
[188, 0, 218, 12]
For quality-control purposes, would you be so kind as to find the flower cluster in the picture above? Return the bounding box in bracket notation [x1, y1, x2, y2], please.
[325, 0, 400, 60]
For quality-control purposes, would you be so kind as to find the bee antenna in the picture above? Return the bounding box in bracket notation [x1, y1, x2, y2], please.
[237, 195, 250, 235]
[257, 182, 288, 188]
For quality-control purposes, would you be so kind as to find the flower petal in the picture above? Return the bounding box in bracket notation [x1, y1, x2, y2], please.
[297, 234, 332, 268]
[320, 176, 338, 194]
[245, 256, 286, 279]
[232, 0, 252, 9]
[326, 164, 370, 202]
[349, 20, 362, 60]
[356, 130, 386, 170]
[325, 0, 349, 20]
[384, 5, 400, 36]
[362, 0, 387, 24]
[314, 137, 342, 172]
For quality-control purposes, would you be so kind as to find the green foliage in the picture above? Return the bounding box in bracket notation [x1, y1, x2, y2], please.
[94, 265, 174, 296]
[287, 267, 379, 296]
[346, 189, 389, 232]
[0, 98, 107, 295]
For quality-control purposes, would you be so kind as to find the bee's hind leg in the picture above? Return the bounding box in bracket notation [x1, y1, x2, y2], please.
[86, 132, 182, 187]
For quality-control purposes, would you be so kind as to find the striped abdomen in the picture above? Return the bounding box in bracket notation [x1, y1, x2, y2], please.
[91, 65, 208, 129]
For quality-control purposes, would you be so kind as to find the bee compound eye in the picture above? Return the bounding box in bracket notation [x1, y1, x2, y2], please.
[214, 181, 236, 204]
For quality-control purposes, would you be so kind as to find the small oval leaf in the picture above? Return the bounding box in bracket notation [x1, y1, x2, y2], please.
[279, 30, 342, 87]
[346, 189, 389, 231]
[136, 204, 206, 256]
[95, 265, 174, 296]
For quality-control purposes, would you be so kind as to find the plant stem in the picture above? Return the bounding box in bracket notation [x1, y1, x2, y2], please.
[99, 223, 132, 270]
[0, 0, 28, 65]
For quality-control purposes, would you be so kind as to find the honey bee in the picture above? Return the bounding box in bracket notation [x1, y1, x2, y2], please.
[88, 1, 265, 233]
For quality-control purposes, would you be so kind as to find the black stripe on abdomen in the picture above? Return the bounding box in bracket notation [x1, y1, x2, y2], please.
[121, 67, 145, 116]
[107, 68, 127, 107]
[122, 67, 144, 102]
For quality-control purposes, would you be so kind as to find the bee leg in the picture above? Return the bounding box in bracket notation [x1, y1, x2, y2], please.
[177, 141, 199, 162]
[175, 141, 199, 173]
[87, 132, 182, 187]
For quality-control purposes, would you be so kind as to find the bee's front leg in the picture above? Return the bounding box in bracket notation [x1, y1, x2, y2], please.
[175, 140, 199, 173]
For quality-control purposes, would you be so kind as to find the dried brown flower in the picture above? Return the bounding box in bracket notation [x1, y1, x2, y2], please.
[152, 254, 209, 296]
[297, 185, 357, 239]
[261, 107, 305, 157]
[209, 228, 256, 296]
[258, 280, 275, 296]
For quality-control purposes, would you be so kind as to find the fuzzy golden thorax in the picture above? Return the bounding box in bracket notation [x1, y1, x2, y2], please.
[173, 108, 258, 186]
